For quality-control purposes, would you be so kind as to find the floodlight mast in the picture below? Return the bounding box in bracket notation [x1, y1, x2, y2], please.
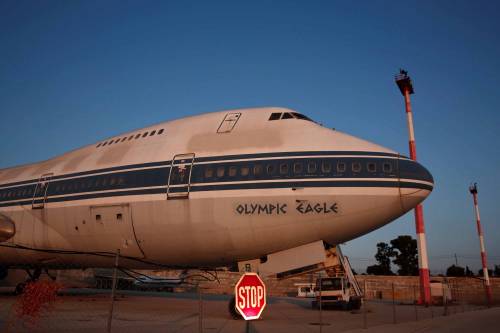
[395, 69, 431, 305]
[469, 183, 492, 307]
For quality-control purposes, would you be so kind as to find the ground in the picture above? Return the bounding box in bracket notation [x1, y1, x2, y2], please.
[0, 288, 497, 332]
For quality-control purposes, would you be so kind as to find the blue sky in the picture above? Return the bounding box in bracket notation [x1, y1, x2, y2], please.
[1, 0, 499, 274]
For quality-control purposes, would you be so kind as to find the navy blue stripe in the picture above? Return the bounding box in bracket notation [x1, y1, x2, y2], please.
[0, 151, 404, 189]
[0, 155, 434, 206]
[0, 180, 432, 208]
[0, 161, 170, 189]
[187, 180, 432, 192]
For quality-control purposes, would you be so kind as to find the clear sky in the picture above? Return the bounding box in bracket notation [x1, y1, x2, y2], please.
[1, 0, 499, 274]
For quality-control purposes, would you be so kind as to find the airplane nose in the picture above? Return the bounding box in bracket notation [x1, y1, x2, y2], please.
[398, 158, 434, 211]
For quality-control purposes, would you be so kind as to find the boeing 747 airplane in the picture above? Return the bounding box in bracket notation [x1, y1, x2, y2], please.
[0, 107, 433, 290]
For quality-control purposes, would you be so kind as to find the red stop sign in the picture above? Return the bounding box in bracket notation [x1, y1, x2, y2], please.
[235, 273, 267, 320]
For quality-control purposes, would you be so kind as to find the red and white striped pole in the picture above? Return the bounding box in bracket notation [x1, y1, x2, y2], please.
[395, 70, 431, 305]
[469, 183, 492, 306]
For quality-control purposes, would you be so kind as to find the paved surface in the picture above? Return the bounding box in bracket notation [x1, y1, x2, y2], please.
[345, 307, 500, 333]
[0, 289, 496, 332]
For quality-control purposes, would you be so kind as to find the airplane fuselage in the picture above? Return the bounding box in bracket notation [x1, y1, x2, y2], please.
[0, 107, 433, 269]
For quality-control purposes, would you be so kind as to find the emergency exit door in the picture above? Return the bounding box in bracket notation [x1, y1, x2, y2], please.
[32, 173, 53, 209]
[167, 153, 195, 199]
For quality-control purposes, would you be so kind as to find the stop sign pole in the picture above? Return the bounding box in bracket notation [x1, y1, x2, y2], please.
[235, 273, 267, 321]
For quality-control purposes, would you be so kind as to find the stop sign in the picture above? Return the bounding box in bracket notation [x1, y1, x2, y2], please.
[234, 273, 267, 320]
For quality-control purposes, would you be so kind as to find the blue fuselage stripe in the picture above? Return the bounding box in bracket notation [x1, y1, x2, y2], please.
[0, 153, 433, 208]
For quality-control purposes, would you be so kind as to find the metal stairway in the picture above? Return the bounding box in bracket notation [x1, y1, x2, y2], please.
[336, 245, 363, 297]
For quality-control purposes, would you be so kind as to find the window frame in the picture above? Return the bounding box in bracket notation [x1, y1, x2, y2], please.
[253, 164, 263, 176]
[228, 166, 237, 177]
[240, 166, 250, 177]
[352, 162, 362, 173]
[383, 162, 393, 173]
[216, 166, 225, 178]
[337, 162, 346, 173]
[321, 161, 332, 173]
[293, 162, 303, 174]
[307, 161, 317, 174]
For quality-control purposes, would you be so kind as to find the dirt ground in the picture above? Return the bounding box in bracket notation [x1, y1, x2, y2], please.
[0, 288, 496, 333]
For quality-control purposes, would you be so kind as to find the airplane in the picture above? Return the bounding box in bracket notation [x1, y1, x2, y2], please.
[0, 107, 433, 294]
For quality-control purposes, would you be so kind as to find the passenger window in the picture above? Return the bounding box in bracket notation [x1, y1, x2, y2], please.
[158, 129, 164, 135]
[240, 166, 250, 176]
[102, 141, 108, 146]
[205, 167, 214, 178]
[142, 132, 149, 138]
[229, 166, 237, 177]
[280, 163, 288, 175]
[293, 162, 303, 174]
[128, 135, 134, 141]
[150, 130, 156, 136]
[121, 137, 127, 142]
[367, 162, 376, 173]
[352, 162, 362, 173]
[281, 113, 294, 119]
[253, 164, 263, 176]
[269, 113, 281, 121]
[337, 162, 346, 173]
[266, 164, 276, 175]
[135, 134, 141, 139]
[307, 162, 317, 174]
[96, 143, 102, 148]
[383, 162, 392, 173]
[321, 161, 331, 173]
[216, 166, 225, 178]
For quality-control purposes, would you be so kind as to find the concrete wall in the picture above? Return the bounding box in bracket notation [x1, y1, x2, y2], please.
[3, 268, 498, 305]
[354, 275, 500, 305]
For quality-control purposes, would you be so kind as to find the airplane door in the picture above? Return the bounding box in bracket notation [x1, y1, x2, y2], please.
[167, 153, 195, 199]
[90, 204, 144, 258]
[217, 112, 241, 133]
[32, 173, 53, 209]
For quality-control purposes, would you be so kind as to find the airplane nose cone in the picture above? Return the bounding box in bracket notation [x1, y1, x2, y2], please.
[398, 158, 434, 211]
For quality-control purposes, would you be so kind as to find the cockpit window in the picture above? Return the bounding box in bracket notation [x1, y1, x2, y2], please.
[268, 112, 315, 122]
[269, 113, 281, 121]
[292, 112, 313, 122]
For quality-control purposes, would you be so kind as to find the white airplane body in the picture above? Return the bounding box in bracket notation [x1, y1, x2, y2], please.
[0, 107, 433, 271]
